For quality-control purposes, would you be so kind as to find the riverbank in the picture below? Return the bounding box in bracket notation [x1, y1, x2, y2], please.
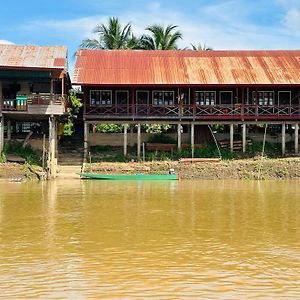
[1, 158, 300, 181]
[0, 163, 43, 181]
[83, 157, 300, 180]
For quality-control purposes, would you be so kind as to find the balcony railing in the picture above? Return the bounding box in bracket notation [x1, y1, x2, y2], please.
[85, 104, 300, 119]
[1, 94, 65, 111]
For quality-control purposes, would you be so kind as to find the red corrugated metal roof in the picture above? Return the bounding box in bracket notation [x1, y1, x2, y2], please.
[73, 50, 300, 85]
[0, 45, 67, 70]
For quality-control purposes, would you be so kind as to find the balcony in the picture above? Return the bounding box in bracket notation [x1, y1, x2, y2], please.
[85, 104, 300, 121]
[1, 94, 66, 115]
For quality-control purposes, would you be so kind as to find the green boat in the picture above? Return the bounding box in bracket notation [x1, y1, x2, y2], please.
[79, 173, 179, 180]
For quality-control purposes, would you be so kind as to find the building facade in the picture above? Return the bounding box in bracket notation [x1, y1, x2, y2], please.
[0, 45, 70, 176]
[73, 50, 300, 157]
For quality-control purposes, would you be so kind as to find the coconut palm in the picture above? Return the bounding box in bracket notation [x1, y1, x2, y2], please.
[140, 24, 182, 50]
[79, 17, 139, 49]
[190, 42, 213, 51]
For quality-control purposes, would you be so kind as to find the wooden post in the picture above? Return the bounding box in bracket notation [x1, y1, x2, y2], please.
[0, 116, 3, 154]
[0, 81, 2, 112]
[6, 119, 11, 141]
[50, 77, 54, 105]
[177, 123, 182, 151]
[282, 123, 286, 156]
[48, 116, 57, 178]
[137, 123, 141, 160]
[191, 123, 195, 158]
[230, 124, 234, 152]
[295, 123, 299, 155]
[123, 124, 128, 156]
[242, 123, 246, 153]
[84, 121, 89, 163]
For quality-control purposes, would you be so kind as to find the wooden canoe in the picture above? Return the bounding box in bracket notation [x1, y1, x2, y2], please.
[79, 173, 179, 180]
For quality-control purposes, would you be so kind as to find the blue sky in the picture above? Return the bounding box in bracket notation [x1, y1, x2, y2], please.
[1, 0, 300, 74]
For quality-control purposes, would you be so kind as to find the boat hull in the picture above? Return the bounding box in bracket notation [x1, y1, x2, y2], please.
[79, 173, 179, 180]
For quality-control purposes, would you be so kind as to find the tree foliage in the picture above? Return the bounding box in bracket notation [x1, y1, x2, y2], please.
[64, 89, 83, 136]
[140, 25, 182, 50]
[80, 17, 139, 50]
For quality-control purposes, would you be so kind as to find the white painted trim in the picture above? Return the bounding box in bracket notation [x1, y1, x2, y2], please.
[219, 91, 233, 105]
[90, 89, 112, 106]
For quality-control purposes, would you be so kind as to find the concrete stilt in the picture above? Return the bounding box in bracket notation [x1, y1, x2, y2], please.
[7, 119, 11, 141]
[177, 124, 182, 151]
[230, 124, 234, 152]
[0, 116, 4, 154]
[295, 123, 299, 155]
[191, 123, 194, 158]
[84, 121, 89, 163]
[123, 124, 128, 156]
[282, 123, 286, 156]
[242, 124, 246, 153]
[137, 123, 141, 160]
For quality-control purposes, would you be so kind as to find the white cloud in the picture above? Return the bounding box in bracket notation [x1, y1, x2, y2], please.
[0, 39, 14, 45]
[283, 9, 300, 34]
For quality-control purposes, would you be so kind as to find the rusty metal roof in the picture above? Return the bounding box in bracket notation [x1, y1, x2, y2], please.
[0, 45, 67, 70]
[73, 50, 300, 85]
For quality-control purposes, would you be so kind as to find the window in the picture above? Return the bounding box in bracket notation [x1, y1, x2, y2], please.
[252, 91, 274, 105]
[195, 91, 216, 105]
[90, 90, 112, 106]
[152, 91, 174, 106]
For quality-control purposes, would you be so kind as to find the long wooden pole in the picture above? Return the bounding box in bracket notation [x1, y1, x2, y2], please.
[295, 123, 299, 155]
[123, 124, 128, 156]
[137, 123, 141, 160]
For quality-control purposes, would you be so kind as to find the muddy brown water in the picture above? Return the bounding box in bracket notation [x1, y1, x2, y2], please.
[0, 180, 299, 299]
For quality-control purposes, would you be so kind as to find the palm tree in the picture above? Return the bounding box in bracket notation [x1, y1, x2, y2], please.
[140, 25, 182, 50]
[79, 17, 139, 49]
[190, 42, 213, 51]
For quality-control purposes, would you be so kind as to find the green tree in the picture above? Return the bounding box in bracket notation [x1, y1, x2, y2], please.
[190, 42, 213, 51]
[140, 24, 182, 50]
[64, 89, 83, 136]
[79, 17, 139, 49]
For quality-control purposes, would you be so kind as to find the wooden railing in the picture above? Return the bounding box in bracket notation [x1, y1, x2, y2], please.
[85, 103, 300, 119]
[2, 94, 65, 111]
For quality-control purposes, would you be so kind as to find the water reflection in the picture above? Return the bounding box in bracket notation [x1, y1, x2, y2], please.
[0, 179, 300, 298]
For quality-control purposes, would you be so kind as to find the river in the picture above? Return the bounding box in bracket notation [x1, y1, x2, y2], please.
[0, 179, 300, 299]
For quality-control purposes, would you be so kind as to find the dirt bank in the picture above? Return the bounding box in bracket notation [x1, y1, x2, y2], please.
[1, 158, 300, 181]
[0, 163, 43, 181]
[83, 158, 300, 180]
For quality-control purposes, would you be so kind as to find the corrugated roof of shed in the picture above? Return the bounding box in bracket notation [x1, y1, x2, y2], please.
[0, 45, 67, 70]
[73, 50, 300, 85]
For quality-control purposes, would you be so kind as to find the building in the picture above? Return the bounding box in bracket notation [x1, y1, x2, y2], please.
[74, 49, 300, 157]
[0, 44, 70, 177]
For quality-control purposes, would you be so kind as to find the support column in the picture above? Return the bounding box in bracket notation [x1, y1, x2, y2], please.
[123, 124, 128, 156]
[191, 123, 195, 158]
[7, 119, 11, 141]
[295, 123, 299, 155]
[177, 123, 182, 151]
[242, 123, 246, 153]
[84, 121, 89, 163]
[48, 116, 57, 179]
[0, 116, 4, 154]
[230, 124, 234, 152]
[282, 123, 286, 156]
[137, 123, 141, 160]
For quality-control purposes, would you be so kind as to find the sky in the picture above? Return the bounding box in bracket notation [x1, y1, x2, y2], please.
[1, 0, 300, 75]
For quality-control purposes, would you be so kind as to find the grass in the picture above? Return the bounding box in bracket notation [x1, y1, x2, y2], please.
[2, 142, 42, 165]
